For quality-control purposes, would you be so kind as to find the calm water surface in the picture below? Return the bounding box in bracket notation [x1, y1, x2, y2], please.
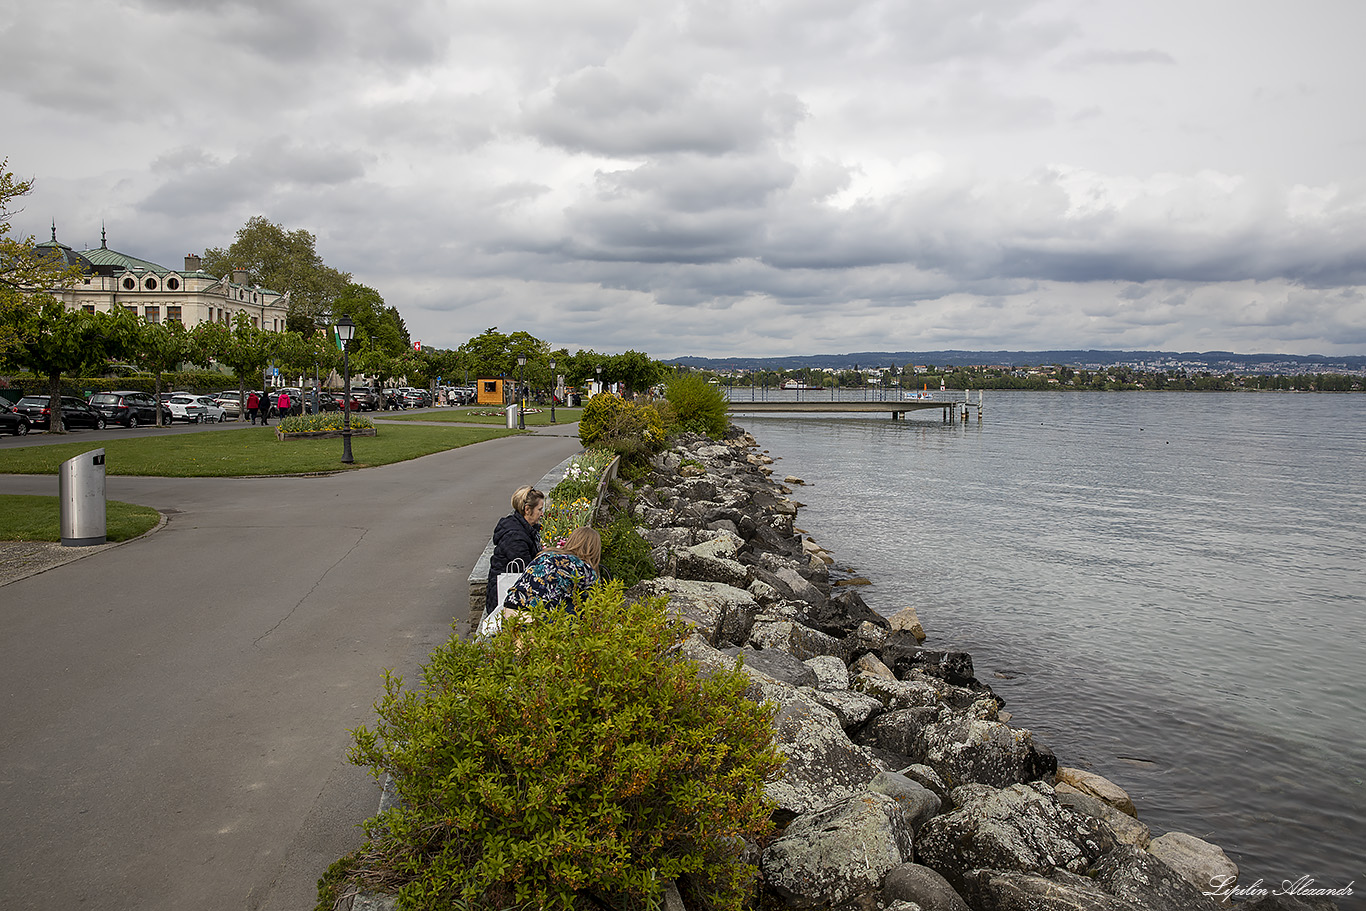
[733, 391, 1365, 895]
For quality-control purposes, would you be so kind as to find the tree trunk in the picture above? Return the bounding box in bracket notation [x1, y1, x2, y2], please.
[47, 372, 65, 434]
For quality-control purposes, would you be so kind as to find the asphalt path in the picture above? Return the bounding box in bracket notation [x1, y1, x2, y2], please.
[0, 419, 582, 910]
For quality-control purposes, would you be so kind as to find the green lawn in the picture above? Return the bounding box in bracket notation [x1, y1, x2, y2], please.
[382, 407, 583, 426]
[0, 424, 518, 477]
[0, 495, 161, 542]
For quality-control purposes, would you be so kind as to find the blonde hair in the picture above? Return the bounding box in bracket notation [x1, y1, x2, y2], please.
[511, 486, 544, 517]
[558, 527, 601, 569]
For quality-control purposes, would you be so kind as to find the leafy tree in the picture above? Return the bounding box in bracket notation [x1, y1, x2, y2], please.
[1, 159, 87, 362]
[191, 312, 280, 406]
[606, 349, 663, 396]
[201, 216, 352, 332]
[664, 372, 730, 438]
[332, 283, 410, 359]
[0, 300, 131, 432]
[127, 317, 201, 425]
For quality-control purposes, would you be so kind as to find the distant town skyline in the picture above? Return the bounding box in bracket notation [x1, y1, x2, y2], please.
[5, 0, 1365, 358]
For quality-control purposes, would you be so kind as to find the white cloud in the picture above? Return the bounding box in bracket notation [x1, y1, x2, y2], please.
[5, 0, 1366, 358]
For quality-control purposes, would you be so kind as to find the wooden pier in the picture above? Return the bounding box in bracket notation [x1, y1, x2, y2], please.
[725, 391, 984, 422]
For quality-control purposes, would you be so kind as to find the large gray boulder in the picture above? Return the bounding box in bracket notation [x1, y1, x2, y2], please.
[748, 619, 850, 663]
[960, 869, 1149, 911]
[1090, 844, 1221, 911]
[917, 708, 1057, 788]
[881, 863, 971, 911]
[916, 782, 1115, 892]
[628, 577, 758, 647]
[867, 770, 942, 833]
[765, 692, 886, 821]
[803, 654, 850, 691]
[1055, 783, 1150, 848]
[810, 688, 885, 730]
[719, 646, 817, 689]
[762, 792, 912, 908]
[857, 706, 941, 758]
[674, 550, 751, 589]
[1147, 831, 1239, 895]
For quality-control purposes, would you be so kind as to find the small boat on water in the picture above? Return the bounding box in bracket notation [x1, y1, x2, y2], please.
[781, 380, 820, 390]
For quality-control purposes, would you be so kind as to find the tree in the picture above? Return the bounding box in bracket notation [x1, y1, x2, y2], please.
[126, 318, 200, 426]
[332, 283, 410, 359]
[0, 299, 130, 432]
[201, 216, 352, 332]
[608, 349, 663, 396]
[1, 159, 86, 362]
[191, 313, 280, 406]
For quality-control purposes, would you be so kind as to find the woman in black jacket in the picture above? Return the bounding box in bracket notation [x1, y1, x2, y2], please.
[486, 485, 544, 614]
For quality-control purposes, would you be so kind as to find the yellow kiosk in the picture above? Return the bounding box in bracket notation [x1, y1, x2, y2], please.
[476, 379, 506, 406]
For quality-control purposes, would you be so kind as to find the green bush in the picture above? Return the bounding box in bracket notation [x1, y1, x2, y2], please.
[341, 583, 782, 911]
[599, 511, 658, 588]
[550, 448, 616, 504]
[578, 394, 665, 475]
[663, 374, 729, 438]
[277, 413, 375, 433]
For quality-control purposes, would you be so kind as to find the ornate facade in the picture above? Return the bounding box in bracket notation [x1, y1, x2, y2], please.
[34, 226, 289, 331]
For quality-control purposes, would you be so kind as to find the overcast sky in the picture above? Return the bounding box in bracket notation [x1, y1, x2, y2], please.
[5, 0, 1366, 358]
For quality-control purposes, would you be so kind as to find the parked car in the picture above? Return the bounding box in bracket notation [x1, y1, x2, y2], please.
[193, 396, 227, 422]
[308, 392, 342, 413]
[349, 386, 379, 411]
[164, 395, 207, 423]
[213, 392, 243, 418]
[401, 388, 430, 407]
[0, 402, 32, 436]
[89, 390, 160, 427]
[14, 395, 107, 431]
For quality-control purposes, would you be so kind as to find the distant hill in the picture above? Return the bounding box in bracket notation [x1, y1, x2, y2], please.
[664, 350, 1366, 372]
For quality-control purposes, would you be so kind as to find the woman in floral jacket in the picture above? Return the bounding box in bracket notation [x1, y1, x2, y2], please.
[503, 527, 601, 615]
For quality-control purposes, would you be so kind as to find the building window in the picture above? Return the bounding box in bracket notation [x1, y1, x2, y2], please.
[167, 305, 182, 323]
[145, 306, 160, 324]
[122, 277, 136, 290]
[124, 305, 138, 314]
[82, 304, 96, 313]
[167, 277, 180, 290]
[145, 277, 158, 290]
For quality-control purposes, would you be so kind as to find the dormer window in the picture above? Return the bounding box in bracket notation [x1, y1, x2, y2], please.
[122, 277, 136, 290]
[167, 277, 180, 290]
[145, 277, 158, 290]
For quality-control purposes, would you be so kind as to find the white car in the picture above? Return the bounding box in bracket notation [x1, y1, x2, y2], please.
[165, 395, 207, 423]
[193, 396, 227, 422]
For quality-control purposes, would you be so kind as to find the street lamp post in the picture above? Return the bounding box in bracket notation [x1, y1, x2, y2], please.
[517, 354, 527, 429]
[337, 315, 355, 464]
[549, 359, 557, 424]
[595, 364, 602, 395]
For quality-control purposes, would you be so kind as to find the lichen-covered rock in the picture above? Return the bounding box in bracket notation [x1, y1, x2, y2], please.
[748, 618, 850, 663]
[764, 693, 886, 820]
[897, 763, 950, 807]
[720, 645, 818, 689]
[917, 710, 1057, 788]
[1055, 783, 1150, 848]
[868, 770, 942, 833]
[762, 792, 912, 908]
[888, 606, 927, 642]
[802, 587, 888, 636]
[1147, 831, 1238, 896]
[916, 782, 1115, 891]
[960, 868, 1148, 911]
[855, 671, 959, 709]
[803, 654, 850, 691]
[878, 638, 977, 686]
[811, 688, 885, 729]
[687, 531, 744, 560]
[858, 706, 941, 757]
[1090, 844, 1221, 911]
[674, 550, 751, 589]
[628, 577, 758, 646]
[852, 655, 897, 681]
[881, 863, 971, 911]
[1055, 767, 1137, 817]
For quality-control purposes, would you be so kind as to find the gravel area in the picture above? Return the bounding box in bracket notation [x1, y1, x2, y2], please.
[0, 539, 118, 587]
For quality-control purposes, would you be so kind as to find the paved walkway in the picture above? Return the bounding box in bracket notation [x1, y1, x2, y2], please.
[0, 424, 581, 911]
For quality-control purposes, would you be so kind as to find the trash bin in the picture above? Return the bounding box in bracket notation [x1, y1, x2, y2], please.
[59, 449, 106, 547]
[505, 404, 520, 428]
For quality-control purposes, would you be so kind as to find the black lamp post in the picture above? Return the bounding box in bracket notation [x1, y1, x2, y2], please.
[517, 354, 527, 429]
[596, 364, 602, 395]
[549, 359, 557, 424]
[337, 315, 355, 464]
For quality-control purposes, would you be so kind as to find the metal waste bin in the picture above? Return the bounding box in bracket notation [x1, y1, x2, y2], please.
[59, 449, 106, 547]
[505, 404, 520, 428]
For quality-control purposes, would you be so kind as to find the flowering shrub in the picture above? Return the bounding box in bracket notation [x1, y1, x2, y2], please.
[578, 394, 665, 476]
[539, 496, 593, 549]
[277, 413, 374, 433]
[336, 583, 783, 911]
[550, 448, 615, 504]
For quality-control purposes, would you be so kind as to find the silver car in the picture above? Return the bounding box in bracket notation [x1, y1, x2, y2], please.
[165, 395, 207, 423]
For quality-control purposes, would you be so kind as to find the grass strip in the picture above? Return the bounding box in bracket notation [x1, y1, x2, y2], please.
[0, 424, 517, 477]
[381, 407, 583, 426]
[0, 495, 161, 542]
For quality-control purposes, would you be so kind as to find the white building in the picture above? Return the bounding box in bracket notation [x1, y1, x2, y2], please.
[34, 226, 290, 330]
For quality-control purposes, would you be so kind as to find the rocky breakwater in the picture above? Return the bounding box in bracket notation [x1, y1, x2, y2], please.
[620, 429, 1333, 911]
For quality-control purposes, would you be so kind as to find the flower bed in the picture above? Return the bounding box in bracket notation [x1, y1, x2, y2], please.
[275, 413, 376, 440]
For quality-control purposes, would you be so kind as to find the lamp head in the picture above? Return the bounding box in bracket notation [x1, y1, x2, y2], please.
[517, 354, 527, 367]
[336, 315, 356, 341]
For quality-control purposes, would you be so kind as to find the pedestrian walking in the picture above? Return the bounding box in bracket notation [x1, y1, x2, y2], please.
[278, 389, 292, 418]
[260, 391, 270, 426]
[246, 391, 260, 425]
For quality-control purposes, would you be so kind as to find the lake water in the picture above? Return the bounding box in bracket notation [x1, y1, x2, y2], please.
[730, 390, 1364, 896]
